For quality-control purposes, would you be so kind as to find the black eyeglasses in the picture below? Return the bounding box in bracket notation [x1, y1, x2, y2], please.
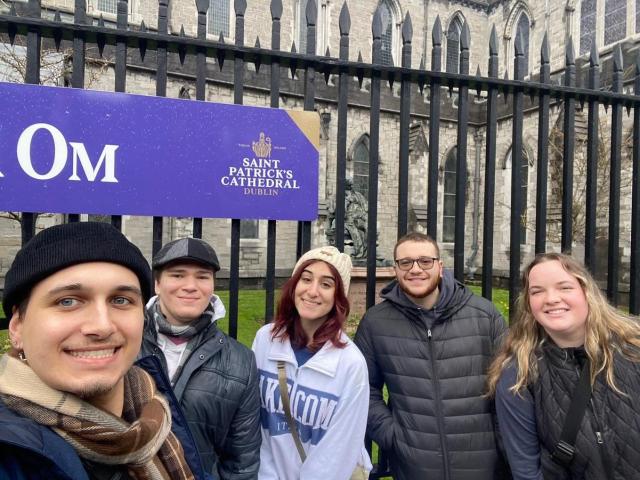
[394, 256, 439, 271]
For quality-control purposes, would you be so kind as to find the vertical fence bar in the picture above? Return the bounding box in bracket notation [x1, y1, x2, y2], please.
[66, 0, 87, 224]
[427, 17, 442, 239]
[561, 39, 576, 253]
[152, 0, 169, 254]
[109, 0, 128, 231]
[192, 0, 209, 239]
[453, 22, 470, 282]
[397, 13, 412, 239]
[584, 43, 599, 272]
[299, 0, 317, 255]
[335, 2, 350, 251]
[509, 33, 525, 315]
[228, 0, 246, 339]
[607, 45, 623, 305]
[366, 8, 382, 309]
[71, 0, 86, 89]
[630, 54, 640, 315]
[535, 34, 550, 254]
[264, 0, 283, 323]
[21, 0, 42, 245]
[481, 25, 498, 300]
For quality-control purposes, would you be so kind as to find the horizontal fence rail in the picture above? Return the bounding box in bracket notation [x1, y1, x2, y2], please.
[2, 0, 640, 476]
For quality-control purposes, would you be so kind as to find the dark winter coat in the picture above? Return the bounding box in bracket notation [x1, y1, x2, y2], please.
[0, 355, 207, 480]
[140, 315, 261, 480]
[533, 343, 640, 479]
[354, 270, 508, 480]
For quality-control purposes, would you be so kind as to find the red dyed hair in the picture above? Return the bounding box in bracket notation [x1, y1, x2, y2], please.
[271, 259, 349, 352]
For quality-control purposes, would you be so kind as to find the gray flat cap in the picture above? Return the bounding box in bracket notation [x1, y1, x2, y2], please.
[153, 238, 220, 272]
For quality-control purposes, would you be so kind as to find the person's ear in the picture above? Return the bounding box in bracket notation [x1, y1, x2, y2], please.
[8, 306, 24, 350]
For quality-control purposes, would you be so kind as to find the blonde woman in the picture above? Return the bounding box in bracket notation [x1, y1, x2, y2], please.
[487, 253, 640, 480]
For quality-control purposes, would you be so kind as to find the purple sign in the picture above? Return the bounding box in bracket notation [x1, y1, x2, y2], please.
[0, 82, 320, 220]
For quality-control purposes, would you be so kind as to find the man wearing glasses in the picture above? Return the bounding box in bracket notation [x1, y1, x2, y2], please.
[354, 232, 508, 480]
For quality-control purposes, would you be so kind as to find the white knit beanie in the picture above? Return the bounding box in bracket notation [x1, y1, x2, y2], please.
[293, 246, 352, 295]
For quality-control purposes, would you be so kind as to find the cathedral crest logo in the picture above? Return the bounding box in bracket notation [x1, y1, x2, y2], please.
[252, 132, 272, 158]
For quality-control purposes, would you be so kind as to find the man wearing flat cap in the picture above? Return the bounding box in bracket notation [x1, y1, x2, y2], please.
[0, 222, 206, 480]
[140, 238, 261, 480]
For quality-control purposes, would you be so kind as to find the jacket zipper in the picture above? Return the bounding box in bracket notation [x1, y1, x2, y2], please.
[573, 365, 610, 477]
[426, 327, 451, 480]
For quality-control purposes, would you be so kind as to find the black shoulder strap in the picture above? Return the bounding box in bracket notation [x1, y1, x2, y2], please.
[552, 358, 592, 467]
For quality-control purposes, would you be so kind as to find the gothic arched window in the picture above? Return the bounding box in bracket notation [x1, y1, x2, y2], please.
[208, 0, 230, 37]
[443, 148, 457, 243]
[604, 0, 626, 46]
[580, 0, 597, 55]
[446, 16, 463, 74]
[352, 136, 370, 199]
[379, 0, 394, 65]
[514, 13, 530, 74]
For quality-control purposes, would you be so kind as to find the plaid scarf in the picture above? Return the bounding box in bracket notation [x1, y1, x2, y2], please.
[150, 297, 214, 385]
[0, 354, 194, 480]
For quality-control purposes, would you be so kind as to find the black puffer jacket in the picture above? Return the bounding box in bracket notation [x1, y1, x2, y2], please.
[533, 343, 640, 479]
[140, 312, 261, 480]
[354, 270, 508, 480]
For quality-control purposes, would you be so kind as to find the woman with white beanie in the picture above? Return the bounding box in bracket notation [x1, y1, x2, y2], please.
[252, 246, 372, 480]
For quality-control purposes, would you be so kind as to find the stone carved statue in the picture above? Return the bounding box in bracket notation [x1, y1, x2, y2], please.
[326, 179, 369, 262]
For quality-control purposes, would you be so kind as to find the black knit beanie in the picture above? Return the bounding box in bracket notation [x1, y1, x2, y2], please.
[3, 222, 152, 316]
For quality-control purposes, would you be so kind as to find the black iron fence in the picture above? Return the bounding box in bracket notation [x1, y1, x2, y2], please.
[2, 0, 640, 476]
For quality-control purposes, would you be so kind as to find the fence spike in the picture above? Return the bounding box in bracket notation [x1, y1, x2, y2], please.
[8, 7, 16, 44]
[372, 5, 383, 39]
[589, 40, 599, 67]
[325, 45, 331, 57]
[402, 12, 413, 44]
[339, 2, 350, 35]
[178, 25, 187, 65]
[195, 0, 208, 14]
[489, 24, 498, 56]
[432, 15, 442, 46]
[270, 0, 282, 20]
[388, 75, 394, 90]
[541, 31, 549, 64]
[613, 43, 623, 72]
[356, 50, 364, 88]
[53, 10, 62, 51]
[565, 36, 575, 66]
[289, 42, 297, 79]
[216, 40, 225, 70]
[306, 0, 317, 27]
[97, 15, 106, 57]
[254, 36, 261, 72]
[234, 0, 247, 16]
[460, 21, 470, 50]
[9, 2, 16, 15]
[419, 54, 425, 70]
[139, 20, 147, 61]
[218, 31, 225, 43]
[514, 29, 524, 57]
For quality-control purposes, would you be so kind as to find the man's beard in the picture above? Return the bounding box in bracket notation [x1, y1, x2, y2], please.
[75, 381, 118, 401]
[401, 276, 439, 299]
